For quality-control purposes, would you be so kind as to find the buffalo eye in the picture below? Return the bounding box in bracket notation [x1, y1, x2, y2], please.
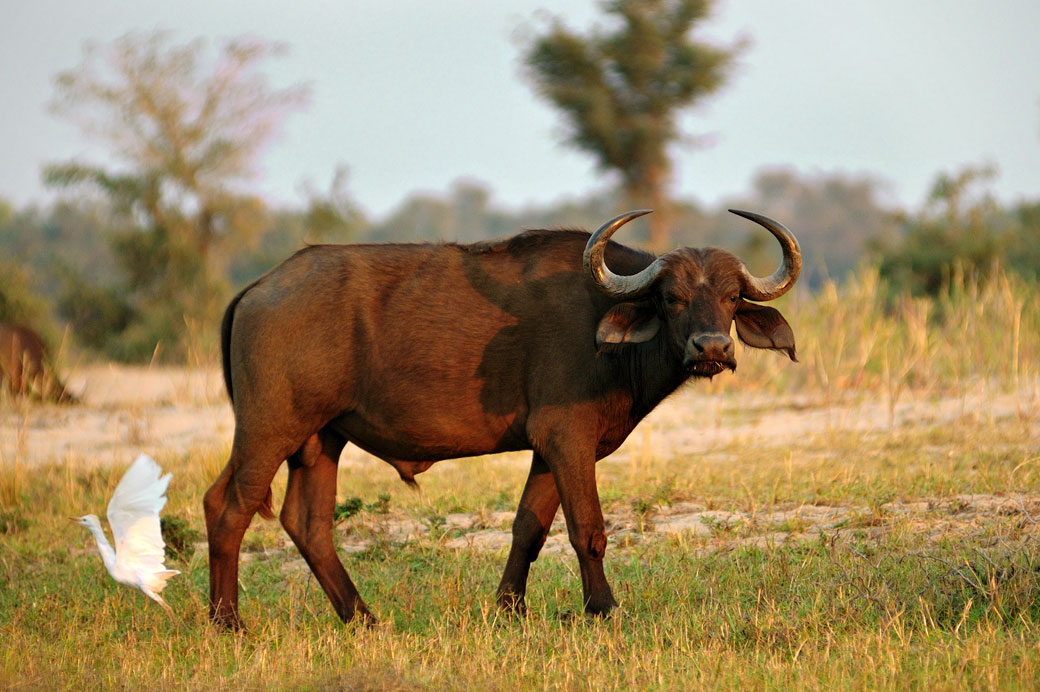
[729, 295, 739, 304]
[665, 293, 686, 308]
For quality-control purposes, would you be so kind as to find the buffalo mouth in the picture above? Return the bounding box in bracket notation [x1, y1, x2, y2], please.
[685, 358, 736, 378]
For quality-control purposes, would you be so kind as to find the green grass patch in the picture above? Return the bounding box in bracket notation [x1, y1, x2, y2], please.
[4, 524, 1040, 690]
[3, 407, 1040, 690]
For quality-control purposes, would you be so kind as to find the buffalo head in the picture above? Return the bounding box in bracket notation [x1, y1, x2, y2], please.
[585, 209, 800, 378]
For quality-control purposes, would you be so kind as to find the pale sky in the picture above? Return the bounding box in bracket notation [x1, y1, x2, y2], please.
[2, 0, 1038, 218]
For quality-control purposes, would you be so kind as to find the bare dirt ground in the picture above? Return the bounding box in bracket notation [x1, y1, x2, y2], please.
[3, 364, 1036, 468]
[0, 364, 233, 467]
[311, 491, 1040, 563]
[6, 365, 1040, 560]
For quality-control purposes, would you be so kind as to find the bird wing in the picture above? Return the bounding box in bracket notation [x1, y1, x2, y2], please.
[107, 454, 172, 573]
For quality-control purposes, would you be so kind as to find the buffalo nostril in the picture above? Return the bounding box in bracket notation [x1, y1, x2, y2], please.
[691, 333, 734, 360]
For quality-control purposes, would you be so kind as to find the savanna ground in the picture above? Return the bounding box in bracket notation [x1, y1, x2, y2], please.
[2, 269, 1040, 691]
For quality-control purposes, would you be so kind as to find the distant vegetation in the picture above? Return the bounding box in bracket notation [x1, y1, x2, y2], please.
[1, 161, 1038, 363]
[0, 8, 1036, 363]
[38, 31, 309, 362]
[875, 165, 1040, 295]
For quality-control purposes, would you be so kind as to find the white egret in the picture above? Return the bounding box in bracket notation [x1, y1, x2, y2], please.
[74, 453, 180, 617]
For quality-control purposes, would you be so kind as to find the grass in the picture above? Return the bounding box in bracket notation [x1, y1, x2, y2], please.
[2, 266, 1040, 690]
[3, 408, 1038, 691]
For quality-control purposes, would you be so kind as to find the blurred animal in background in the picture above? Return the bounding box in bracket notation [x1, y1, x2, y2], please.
[74, 454, 180, 617]
[0, 322, 76, 403]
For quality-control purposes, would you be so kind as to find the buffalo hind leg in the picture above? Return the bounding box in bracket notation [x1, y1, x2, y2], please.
[496, 452, 560, 613]
[204, 436, 289, 630]
[280, 430, 374, 624]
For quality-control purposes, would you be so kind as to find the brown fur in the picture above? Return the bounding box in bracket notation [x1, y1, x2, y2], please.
[204, 226, 799, 629]
[0, 323, 75, 403]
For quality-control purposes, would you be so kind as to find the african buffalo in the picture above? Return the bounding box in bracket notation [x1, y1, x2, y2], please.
[0, 322, 75, 403]
[204, 209, 800, 628]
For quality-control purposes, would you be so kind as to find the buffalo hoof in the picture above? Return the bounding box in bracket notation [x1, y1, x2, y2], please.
[583, 595, 619, 618]
[496, 591, 528, 615]
[209, 611, 245, 632]
[352, 611, 379, 628]
[338, 605, 378, 628]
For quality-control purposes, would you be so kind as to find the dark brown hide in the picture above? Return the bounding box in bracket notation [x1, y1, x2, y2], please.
[205, 216, 799, 628]
[0, 323, 75, 403]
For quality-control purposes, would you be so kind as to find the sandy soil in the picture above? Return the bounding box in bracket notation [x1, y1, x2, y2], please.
[11, 365, 1040, 565]
[3, 364, 1036, 470]
[0, 364, 233, 467]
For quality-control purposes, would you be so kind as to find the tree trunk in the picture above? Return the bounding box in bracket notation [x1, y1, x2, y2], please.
[626, 164, 672, 253]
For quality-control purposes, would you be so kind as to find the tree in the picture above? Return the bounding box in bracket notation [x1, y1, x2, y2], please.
[45, 31, 307, 360]
[877, 165, 1006, 296]
[522, 0, 741, 249]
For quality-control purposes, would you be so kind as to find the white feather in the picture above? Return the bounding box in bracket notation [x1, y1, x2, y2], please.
[75, 454, 180, 617]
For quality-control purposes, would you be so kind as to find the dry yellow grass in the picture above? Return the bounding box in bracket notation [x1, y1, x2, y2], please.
[1, 266, 1038, 690]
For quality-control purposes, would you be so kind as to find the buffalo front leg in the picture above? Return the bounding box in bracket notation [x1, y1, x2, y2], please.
[280, 431, 374, 624]
[496, 452, 560, 613]
[539, 435, 617, 616]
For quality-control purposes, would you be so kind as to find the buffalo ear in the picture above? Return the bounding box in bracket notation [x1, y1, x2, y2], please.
[596, 302, 660, 348]
[734, 299, 798, 361]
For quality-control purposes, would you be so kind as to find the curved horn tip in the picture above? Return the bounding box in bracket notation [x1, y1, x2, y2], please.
[586, 209, 655, 244]
[615, 209, 653, 223]
[728, 208, 762, 222]
[727, 208, 802, 301]
[727, 208, 799, 247]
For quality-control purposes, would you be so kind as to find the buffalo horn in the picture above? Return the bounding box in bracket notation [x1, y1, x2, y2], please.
[728, 209, 802, 301]
[583, 209, 666, 298]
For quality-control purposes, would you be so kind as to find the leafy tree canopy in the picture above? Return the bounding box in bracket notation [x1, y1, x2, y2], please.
[523, 0, 742, 248]
[44, 31, 308, 360]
